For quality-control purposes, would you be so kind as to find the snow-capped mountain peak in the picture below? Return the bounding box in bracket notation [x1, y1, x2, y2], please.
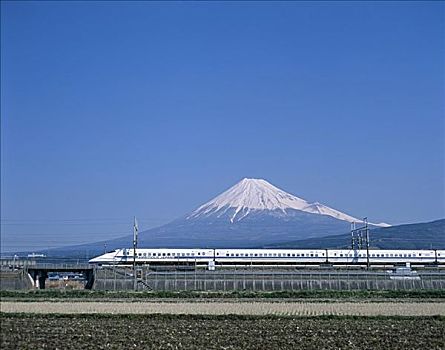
[188, 178, 386, 225]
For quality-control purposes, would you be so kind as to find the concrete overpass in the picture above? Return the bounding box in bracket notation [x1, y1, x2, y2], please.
[26, 263, 94, 289]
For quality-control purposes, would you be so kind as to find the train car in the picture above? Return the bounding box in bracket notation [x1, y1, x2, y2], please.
[89, 248, 214, 265]
[327, 249, 438, 265]
[214, 249, 327, 265]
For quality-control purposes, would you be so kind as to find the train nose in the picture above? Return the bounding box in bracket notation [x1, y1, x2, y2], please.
[89, 255, 106, 264]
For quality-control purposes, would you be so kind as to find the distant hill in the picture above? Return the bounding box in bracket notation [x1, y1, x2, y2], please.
[265, 219, 445, 249]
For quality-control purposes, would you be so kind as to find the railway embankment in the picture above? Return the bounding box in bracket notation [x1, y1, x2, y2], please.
[94, 266, 445, 291]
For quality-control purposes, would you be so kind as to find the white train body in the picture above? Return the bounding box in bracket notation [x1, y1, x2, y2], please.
[89, 248, 445, 266]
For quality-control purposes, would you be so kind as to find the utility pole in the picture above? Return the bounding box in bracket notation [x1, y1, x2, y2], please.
[133, 216, 138, 291]
[350, 218, 371, 269]
[364, 217, 370, 269]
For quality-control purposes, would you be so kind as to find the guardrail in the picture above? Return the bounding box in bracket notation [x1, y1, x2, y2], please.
[27, 263, 93, 270]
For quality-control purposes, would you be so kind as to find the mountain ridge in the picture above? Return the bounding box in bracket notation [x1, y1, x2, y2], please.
[264, 219, 445, 250]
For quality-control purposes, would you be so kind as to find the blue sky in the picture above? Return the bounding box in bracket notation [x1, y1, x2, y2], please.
[1, 1, 444, 252]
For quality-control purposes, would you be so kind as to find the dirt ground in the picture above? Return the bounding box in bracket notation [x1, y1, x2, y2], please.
[1, 314, 444, 350]
[1, 300, 445, 316]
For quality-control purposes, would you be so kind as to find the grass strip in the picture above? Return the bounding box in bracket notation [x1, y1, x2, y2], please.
[2, 289, 445, 299]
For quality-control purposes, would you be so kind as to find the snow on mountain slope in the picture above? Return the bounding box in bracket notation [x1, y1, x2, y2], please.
[188, 178, 389, 227]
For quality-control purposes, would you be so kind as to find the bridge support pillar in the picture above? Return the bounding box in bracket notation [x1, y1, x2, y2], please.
[37, 272, 47, 289]
[85, 270, 95, 290]
[28, 270, 48, 289]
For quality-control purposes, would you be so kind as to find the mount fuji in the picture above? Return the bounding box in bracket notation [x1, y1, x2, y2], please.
[109, 178, 388, 249]
[188, 178, 384, 225]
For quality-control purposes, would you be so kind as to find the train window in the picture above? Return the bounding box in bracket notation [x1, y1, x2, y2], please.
[162, 253, 166, 256]
[419, 253, 421, 256]
[143, 253, 147, 257]
[138, 253, 142, 257]
[296, 254, 300, 257]
[408, 254, 412, 257]
[301, 254, 305, 257]
[292, 254, 295, 257]
[340, 254, 343, 257]
[235, 254, 239, 257]
[259, 254, 263, 257]
[390, 254, 393, 257]
[371, 254, 375, 257]
[167, 253, 171, 256]
[277, 254, 281, 257]
[349, 254, 352, 257]
[186, 253, 190, 256]
[254, 254, 258, 257]
[147, 253, 151, 256]
[287, 254, 291, 257]
[310, 254, 314, 257]
[315, 254, 318, 257]
[153, 253, 156, 256]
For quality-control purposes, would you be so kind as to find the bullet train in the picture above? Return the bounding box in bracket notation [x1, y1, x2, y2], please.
[89, 248, 445, 266]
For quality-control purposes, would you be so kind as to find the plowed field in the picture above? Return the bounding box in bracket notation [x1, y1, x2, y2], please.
[1, 314, 444, 350]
